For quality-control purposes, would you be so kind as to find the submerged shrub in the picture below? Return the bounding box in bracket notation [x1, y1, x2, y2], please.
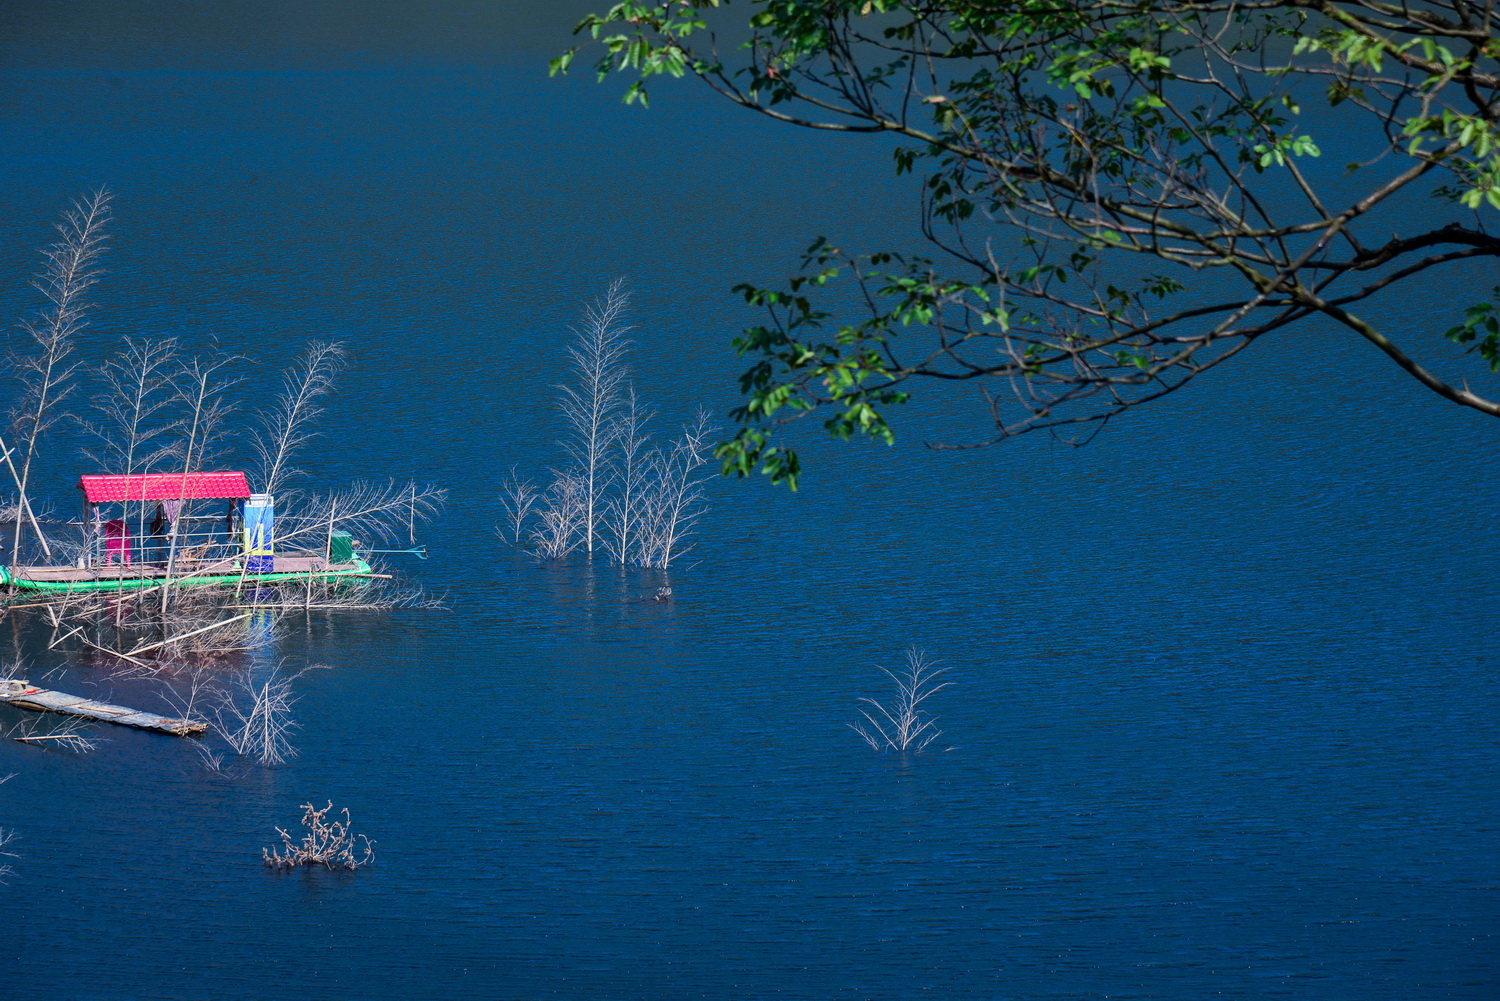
[263, 801, 374, 871]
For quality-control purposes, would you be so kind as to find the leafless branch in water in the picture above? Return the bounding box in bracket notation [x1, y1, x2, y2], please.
[7, 188, 112, 564]
[215, 661, 317, 767]
[530, 470, 587, 559]
[7, 713, 100, 754]
[83, 336, 181, 479]
[81, 335, 182, 627]
[280, 479, 445, 552]
[190, 739, 226, 773]
[636, 410, 717, 569]
[253, 340, 348, 498]
[850, 647, 952, 753]
[559, 278, 631, 554]
[501, 284, 717, 569]
[145, 660, 227, 725]
[263, 800, 375, 870]
[159, 351, 244, 613]
[497, 467, 539, 546]
[600, 385, 656, 566]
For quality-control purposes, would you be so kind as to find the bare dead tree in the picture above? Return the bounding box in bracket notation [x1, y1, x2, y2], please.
[215, 661, 312, 767]
[500, 282, 719, 569]
[600, 385, 656, 566]
[497, 467, 540, 545]
[636, 410, 716, 569]
[278, 479, 446, 554]
[530, 470, 588, 559]
[263, 801, 375, 870]
[851, 648, 952, 753]
[84, 336, 182, 625]
[253, 340, 348, 498]
[142, 660, 226, 726]
[168, 350, 243, 477]
[559, 279, 631, 554]
[160, 352, 243, 611]
[84, 336, 181, 476]
[8, 189, 112, 564]
[189, 740, 227, 773]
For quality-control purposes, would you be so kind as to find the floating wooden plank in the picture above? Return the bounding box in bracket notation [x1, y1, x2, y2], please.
[0, 678, 207, 736]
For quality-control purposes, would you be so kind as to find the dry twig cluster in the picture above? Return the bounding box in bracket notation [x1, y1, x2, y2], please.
[263, 801, 375, 871]
[6, 713, 99, 754]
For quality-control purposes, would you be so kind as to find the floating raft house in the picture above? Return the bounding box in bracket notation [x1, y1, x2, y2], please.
[1, 470, 373, 594]
[1, 679, 207, 736]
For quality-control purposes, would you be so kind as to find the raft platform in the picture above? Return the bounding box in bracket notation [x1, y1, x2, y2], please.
[0, 552, 374, 595]
[1, 678, 207, 736]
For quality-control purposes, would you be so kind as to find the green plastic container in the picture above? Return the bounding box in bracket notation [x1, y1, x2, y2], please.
[328, 531, 355, 564]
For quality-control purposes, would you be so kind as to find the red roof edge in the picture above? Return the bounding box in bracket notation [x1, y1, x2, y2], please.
[78, 471, 254, 504]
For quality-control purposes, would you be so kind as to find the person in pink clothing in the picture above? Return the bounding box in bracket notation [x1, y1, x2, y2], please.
[103, 518, 131, 566]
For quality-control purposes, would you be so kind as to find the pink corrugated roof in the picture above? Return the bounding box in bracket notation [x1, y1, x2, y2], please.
[79, 471, 253, 504]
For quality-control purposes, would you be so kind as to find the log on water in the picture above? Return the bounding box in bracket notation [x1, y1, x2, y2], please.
[0, 679, 207, 736]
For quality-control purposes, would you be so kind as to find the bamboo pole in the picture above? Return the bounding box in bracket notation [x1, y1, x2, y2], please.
[0, 440, 51, 562]
[125, 613, 250, 658]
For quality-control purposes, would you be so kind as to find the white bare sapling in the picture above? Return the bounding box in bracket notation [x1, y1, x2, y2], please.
[160, 351, 244, 612]
[636, 410, 717, 569]
[169, 351, 244, 475]
[85, 336, 181, 480]
[497, 467, 539, 545]
[600, 386, 655, 565]
[278, 479, 445, 554]
[216, 663, 309, 767]
[851, 648, 953, 753]
[86, 337, 181, 606]
[531, 471, 588, 559]
[559, 278, 631, 554]
[253, 340, 348, 498]
[7, 189, 112, 564]
[7, 714, 99, 753]
[502, 280, 717, 569]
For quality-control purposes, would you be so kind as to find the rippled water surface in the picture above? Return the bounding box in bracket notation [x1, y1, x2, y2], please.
[0, 3, 1496, 999]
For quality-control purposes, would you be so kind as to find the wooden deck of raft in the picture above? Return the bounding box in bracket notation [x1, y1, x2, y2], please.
[11, 553, 340, 584]
[1, 679, 207, 736]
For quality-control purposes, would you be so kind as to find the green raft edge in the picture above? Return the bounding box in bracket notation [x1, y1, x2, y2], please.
[0, 557, 375, 594]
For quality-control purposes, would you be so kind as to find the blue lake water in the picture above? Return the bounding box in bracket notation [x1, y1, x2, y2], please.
[0, 3, 1496, 998]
